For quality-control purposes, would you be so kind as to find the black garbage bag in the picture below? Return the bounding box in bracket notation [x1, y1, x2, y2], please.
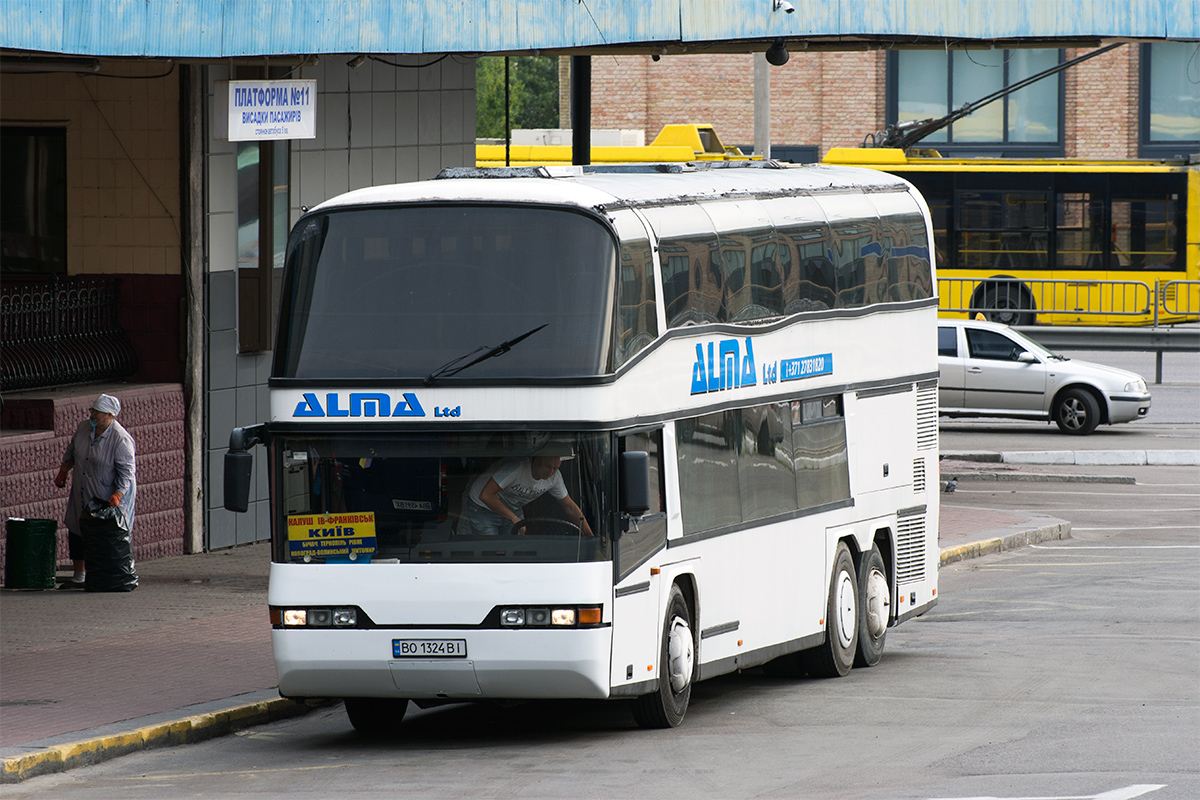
[81, 498, 138, 592]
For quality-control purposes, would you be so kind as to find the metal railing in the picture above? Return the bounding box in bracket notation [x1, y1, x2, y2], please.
[1157, 280, 1200, 320]
[0, 276, 139, 393]
[938, 277, 1164, 324]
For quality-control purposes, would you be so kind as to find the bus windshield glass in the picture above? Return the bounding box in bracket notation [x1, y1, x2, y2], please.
[274, 431, 610, 564]
[278, 205, 618, 379]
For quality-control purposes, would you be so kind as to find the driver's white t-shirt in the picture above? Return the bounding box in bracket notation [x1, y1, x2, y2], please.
[467, 458, 567, 513]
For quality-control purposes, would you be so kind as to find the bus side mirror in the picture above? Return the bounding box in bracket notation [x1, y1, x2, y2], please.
[619, 451, 651, 517]
[224, 425, 265, 513]
[224, 450, 254, 513]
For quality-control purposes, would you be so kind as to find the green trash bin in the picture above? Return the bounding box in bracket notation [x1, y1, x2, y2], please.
[5, 518, 59, 590]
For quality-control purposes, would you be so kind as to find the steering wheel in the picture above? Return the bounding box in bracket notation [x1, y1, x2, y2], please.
[511, 517, 583, 536]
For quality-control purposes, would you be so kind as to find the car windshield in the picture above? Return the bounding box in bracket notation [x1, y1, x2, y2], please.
[273, 431, 610, 565]
[1000, 327, 1063, 360]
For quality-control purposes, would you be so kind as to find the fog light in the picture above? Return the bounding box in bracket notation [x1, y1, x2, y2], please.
[282, 609, 307, 627]
[308, 608, 333, 627]
[526, 608, 551, 626]
[551, 608, 576, 626]
[333, 608, 357, 627]
[500, 608, 526, 626]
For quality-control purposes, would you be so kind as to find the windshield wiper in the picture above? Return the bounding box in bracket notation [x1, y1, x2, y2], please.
[423, 324, 548, 386]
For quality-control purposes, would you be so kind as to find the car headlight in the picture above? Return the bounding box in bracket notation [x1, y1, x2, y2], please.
[1124, 380, 1147, 393]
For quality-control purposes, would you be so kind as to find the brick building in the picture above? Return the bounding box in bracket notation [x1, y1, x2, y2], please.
[576, 43, 1197, 161]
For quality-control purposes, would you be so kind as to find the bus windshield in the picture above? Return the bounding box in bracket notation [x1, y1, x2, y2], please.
[277, 205, 618, 379]
[274, 431, 610, 564]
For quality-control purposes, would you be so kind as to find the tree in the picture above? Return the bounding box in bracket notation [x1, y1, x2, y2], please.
[476, 56, 559, 139]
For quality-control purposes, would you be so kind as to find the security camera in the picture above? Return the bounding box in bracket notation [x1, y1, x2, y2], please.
[773, 0, 795, 13]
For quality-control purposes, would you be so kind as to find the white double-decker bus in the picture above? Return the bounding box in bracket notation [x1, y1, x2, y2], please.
[224, 161, 940, 732]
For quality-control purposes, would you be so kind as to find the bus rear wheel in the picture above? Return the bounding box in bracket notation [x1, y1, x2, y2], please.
[801, 542, 858, 678]
[345, 697, 408, 735]
[854, 546, 889, 668]
[632, 584, 695, 728]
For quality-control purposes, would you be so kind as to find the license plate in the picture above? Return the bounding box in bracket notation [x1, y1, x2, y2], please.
[393, 639, 467, 658]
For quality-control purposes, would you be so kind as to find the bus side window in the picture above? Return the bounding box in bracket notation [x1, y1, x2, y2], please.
[611, 210, 660, 368]
[616, 430, 667, 582]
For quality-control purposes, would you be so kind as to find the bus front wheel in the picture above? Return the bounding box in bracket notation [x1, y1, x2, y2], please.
[979, 282, 1035, 327]
[854, 546, 889, 668]
[801, 542, 858, 678]
[345, 697, 408, 735]
[632, 584, 695, 728]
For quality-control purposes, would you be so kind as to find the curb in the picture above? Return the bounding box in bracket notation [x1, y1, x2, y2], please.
[940, 517, 1072, 567]
[940, 472, 1135, 486]
[1, 696, 332, 784]
[941, 450, 1200, 466]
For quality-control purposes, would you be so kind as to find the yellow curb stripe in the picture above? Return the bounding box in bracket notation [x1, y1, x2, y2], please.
[1, 697, 323, 784]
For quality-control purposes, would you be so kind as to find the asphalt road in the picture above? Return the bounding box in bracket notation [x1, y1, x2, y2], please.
[13, 461, 1198, 800]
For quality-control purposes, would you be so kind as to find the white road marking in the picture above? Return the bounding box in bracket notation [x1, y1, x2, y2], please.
[929, 783, 1165, 800]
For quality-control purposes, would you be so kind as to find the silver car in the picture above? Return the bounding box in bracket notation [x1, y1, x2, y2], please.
[938, 319, 1152, 435]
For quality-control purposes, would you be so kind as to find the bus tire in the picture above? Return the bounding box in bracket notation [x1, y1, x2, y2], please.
[345, 697, 408, 735]
[801, 542, 857, 678]
[854, 546, 889, 668]
[980, 282, 1035, 326]
[1054, 387, 1100, 435]
[632, 584, 695, 728]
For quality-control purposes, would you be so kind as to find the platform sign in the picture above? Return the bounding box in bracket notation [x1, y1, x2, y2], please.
[214, 79, 317, 141]
[287, 512, 376, 561]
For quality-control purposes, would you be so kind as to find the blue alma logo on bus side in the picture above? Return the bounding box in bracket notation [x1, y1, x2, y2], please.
[292, 392, 427, 418]
[691, 337, 757, 395]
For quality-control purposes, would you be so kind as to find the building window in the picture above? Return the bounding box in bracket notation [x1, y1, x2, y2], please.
[888, 49, 1063, 156]
[1, 127, 67, 274]
[236, 138, 288, 352]
[1140, 42, 1200, 159]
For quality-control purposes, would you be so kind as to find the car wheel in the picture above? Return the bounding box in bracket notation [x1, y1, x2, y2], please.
[981, 283, 1035, 327]
[632, 584, 695, 728]
[1054, 387, 1100, 435]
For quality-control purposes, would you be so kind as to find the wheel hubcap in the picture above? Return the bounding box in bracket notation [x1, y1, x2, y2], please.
[1062, 399, 1086, 429]
[864, 567, 889, 639]
[835, 571, 856, 649]
[667, 616, 694, 693]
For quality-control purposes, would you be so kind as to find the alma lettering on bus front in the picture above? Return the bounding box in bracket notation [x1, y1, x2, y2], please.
[287, 512, 377, 559]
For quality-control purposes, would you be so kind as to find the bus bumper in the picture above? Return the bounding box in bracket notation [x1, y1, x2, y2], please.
[273, 627, 613, 701]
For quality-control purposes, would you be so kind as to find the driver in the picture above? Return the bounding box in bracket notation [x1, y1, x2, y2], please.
[457, 456, 593, 537]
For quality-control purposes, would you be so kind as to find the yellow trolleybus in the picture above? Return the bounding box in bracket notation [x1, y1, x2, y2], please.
[824, 148, 1199, 326]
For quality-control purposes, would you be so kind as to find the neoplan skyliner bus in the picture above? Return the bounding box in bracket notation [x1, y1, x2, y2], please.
[224, 160, 941, 733]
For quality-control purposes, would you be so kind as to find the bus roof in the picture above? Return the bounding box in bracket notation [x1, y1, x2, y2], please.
[310, 162, 916, 216]
[823, 147, 1198, 173]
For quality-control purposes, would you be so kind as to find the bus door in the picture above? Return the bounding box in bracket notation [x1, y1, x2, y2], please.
[1052, 173, 1112, 322]
[609, 429, 669, 694]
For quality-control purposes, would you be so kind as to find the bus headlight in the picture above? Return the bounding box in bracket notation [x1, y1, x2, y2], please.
[499, 606, 602, 627]
[277, 607, 360, 628]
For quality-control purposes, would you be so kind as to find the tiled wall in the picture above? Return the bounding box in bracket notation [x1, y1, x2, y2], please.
[203, 55, 477, 550]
